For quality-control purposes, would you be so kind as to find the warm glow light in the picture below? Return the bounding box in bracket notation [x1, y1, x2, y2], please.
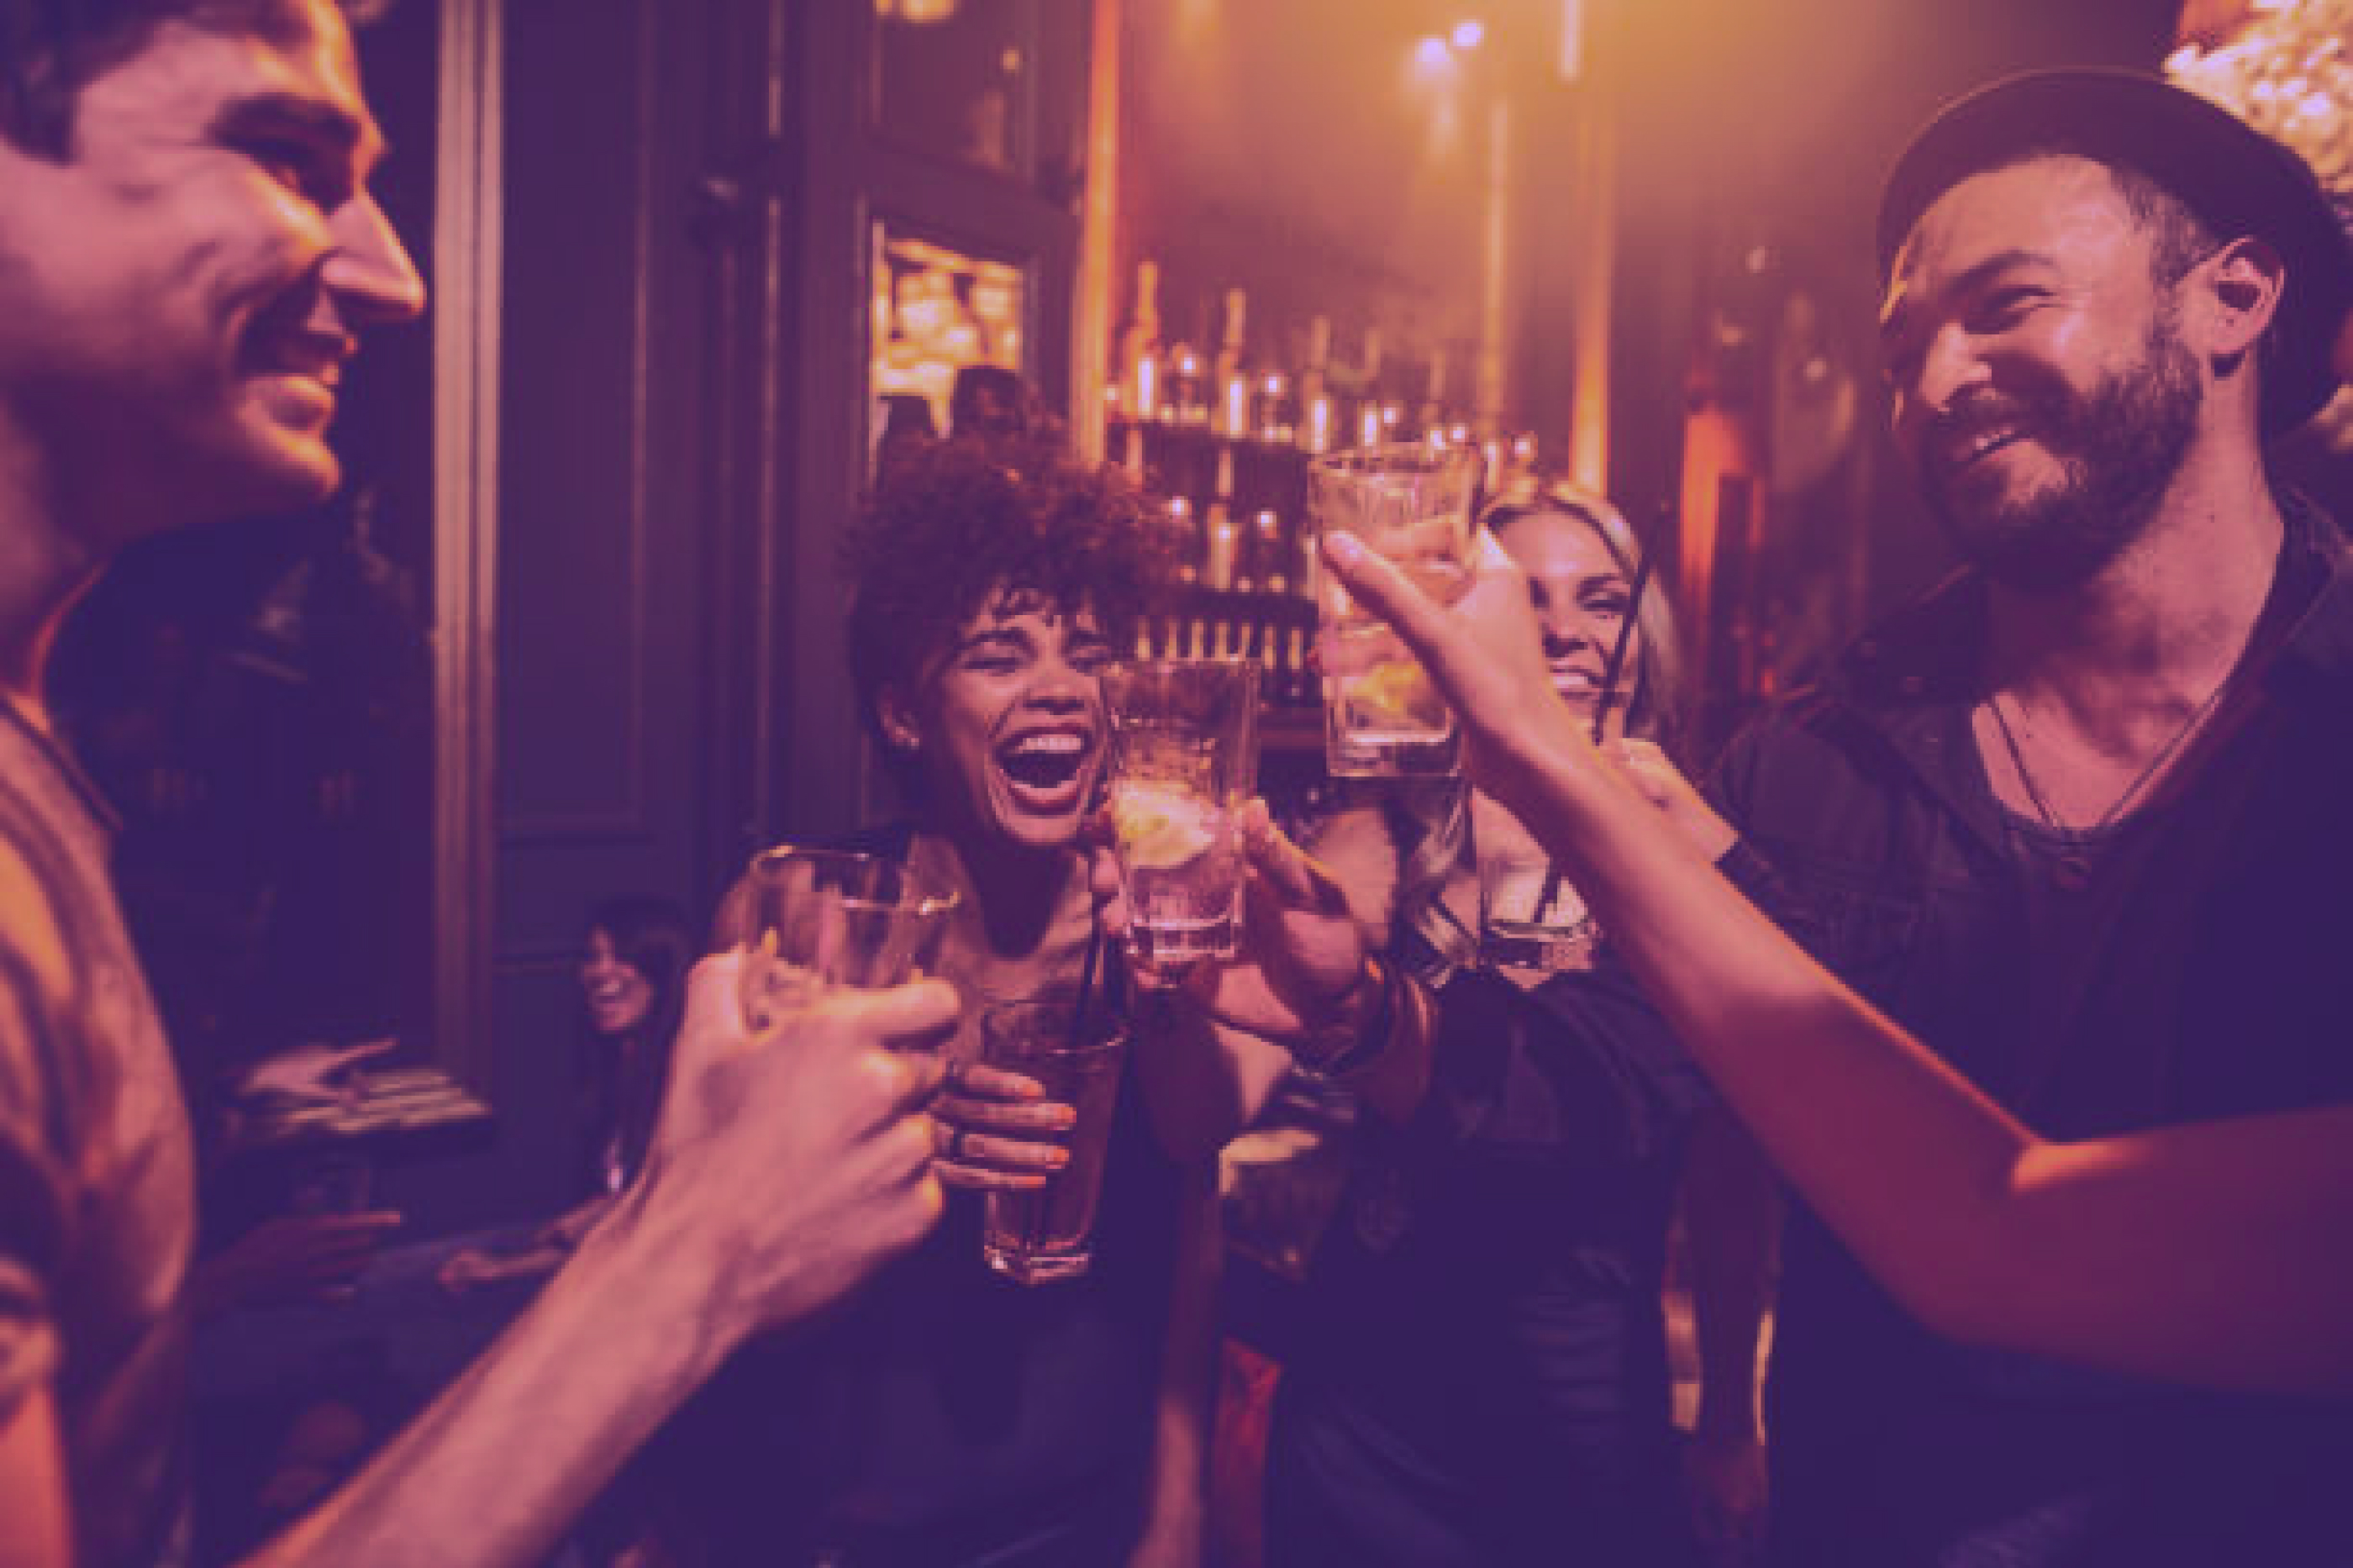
[1415, 35, 1453, 71]
[1452, 20, 1485, 50]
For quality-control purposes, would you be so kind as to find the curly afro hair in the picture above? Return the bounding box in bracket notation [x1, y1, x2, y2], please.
[843, 434, 1181, 792]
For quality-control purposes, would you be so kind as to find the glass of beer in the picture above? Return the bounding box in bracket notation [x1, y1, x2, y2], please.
[980, 997, 1129, 1284]
[1101, 657, 1260, 971]
[1308, 443, 1482, 777]
[735, 847, 957, 1036]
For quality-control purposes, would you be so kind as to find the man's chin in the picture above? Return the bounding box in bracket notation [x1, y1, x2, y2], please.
[1945, 510, 2124, 596]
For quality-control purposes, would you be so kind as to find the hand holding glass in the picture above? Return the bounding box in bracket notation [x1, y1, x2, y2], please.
[979, 998, 1128, 1284]
[1308, 444, 1481, 776]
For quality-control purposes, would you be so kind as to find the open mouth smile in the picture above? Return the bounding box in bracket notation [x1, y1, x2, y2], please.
[1548, 662, 1605, 696]
[994, 726, 1097, 805]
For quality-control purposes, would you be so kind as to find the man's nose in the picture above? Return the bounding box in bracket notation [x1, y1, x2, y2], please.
[324, 195, 428, 326]
[1898, 324, 1987, 431]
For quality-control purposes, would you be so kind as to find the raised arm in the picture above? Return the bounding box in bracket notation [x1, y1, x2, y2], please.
[1320, 529, 2353, 1395]
[245, 958, 953, 1568]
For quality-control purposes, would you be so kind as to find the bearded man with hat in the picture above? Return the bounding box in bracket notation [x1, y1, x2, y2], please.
[1698, 69, 2353, 1565]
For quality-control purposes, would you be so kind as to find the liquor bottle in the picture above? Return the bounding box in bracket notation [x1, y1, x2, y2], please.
[1167, 342, 1208, 427]
[1203, 500, 1237, 592]
[1419, 347, 1449, 439]
[1203, 446, 1238, 592]
[1298, 315, 1335, 455]
[1214, 287, 1250, 439]
[1353, 328, 1386, 448]
[1120, 260, 1163, 422]
[1168, 496, 1198, 587]
[1252, 509, 1287, 596]
[1253, 371, 1292, 446]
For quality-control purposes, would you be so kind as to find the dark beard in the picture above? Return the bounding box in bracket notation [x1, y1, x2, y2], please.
[1921, 320, 2202, 595]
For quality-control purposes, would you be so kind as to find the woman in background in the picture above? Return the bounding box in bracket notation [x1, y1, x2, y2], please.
[439, 896, 694, 1295]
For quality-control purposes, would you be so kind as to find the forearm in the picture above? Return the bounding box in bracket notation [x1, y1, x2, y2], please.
[1133, 995, 1289, 1160]
[247, 1188, 738, 1568]
[1131, 1165, 1220, 1565]
[1521, 751, 2353, 1389]
[1508, 755, 2039, 1338]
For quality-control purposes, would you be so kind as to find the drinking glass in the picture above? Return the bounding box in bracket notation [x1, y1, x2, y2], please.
[1474, 797, 1602, 971]
[1308, 443, 1482, 776]
[979, 998, 1129, 1284]
[735, 847, 957, 1035]
[1100, 658, 1260, 971]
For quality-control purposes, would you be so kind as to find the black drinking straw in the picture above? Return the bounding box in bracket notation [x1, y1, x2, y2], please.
[1590, 543, 1657, 744]
[1068, 921, 1103, 1048]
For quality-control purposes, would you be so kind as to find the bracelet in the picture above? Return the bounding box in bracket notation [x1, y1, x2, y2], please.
[1297, 958, 1399, 1078]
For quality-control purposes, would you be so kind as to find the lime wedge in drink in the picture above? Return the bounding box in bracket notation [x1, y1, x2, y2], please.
[1351, 658, 1446, 729]
[1111, 783, 1219, 872]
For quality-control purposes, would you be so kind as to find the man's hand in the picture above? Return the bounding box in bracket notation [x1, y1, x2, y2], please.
[1319, 530, 1589, 820]
[638, 952, 955, 1339]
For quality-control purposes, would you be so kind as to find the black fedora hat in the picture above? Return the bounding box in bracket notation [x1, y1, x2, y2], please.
[1877, 69, 2353, 436]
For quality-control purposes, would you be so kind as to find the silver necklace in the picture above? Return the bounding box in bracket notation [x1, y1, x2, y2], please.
[1983, 681, 2229, 892]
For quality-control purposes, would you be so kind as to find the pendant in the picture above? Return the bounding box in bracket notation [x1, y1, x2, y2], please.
[2051, 852, 2092, 893]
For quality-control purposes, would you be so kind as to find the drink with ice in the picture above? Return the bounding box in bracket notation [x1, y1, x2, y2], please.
[1110, 776, 1243, 966]
[1308, 445, 1481, 777]
[1322, 555, 1472, 776]
[1099, 659, 1260, 973]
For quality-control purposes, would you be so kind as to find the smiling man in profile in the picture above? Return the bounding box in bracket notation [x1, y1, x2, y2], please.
[0, 5, 952, 1565]
[1706, 71, 2353, 1565]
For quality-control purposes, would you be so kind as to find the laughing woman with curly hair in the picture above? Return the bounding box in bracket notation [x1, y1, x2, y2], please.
[672, 435, 1251, 1568]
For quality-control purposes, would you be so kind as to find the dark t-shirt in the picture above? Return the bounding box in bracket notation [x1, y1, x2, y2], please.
[669, 825, 1184, 1567]
[1713, 509, 2353, 1566]
[671, 1070, 1180, 1567]
[0, 700, 196, 1568]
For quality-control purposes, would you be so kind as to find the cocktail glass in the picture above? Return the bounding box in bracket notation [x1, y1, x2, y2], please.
[1308, 443, 1482, 776]
[1100, 658, 1260, 971]
[979, 997, 1128, 1284]
[734, 846, 957, 1035]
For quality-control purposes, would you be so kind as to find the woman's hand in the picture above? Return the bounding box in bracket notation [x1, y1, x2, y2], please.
[191, 1210, 404, 1316]
[929, 1059, 1072, 1192]
[1094, 800, 1369, 1044]
[1608, 738, 1740, 863]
